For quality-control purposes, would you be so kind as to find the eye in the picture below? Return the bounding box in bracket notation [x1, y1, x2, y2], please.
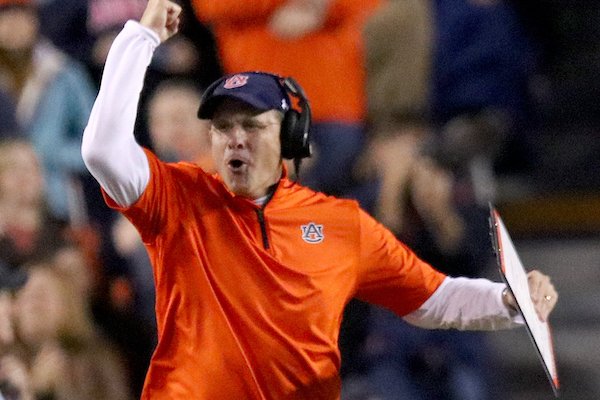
[242, 121, 267, 133]
[212, 120, 232, 133]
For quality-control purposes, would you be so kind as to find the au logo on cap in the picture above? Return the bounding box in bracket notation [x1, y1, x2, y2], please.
[301, 222, 324, 244]
[224, 74, 249, 89]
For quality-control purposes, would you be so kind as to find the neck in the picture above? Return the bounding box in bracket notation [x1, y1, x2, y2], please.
[245, 164, 283, 199]
[252, 180, 279, 202]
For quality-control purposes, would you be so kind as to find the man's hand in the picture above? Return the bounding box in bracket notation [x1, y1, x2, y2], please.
[140, 0, 182, 43]
[268, 0, 329, 39]
[503, 270, 558, 322]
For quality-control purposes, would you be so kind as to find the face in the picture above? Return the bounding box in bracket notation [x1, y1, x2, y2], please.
[0, 141, 44, 206]
[53, 246, 92, 299]
[0, 6, 38, 52]
[148, 84, 211, 163]
[210, 98, 283, 199]
[14, 267, 65, 344]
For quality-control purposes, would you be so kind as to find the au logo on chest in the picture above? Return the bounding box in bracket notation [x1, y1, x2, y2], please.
[301, 222, 324, 244]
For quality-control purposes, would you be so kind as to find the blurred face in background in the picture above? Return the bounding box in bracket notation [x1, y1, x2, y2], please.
[13, 267, 67, 345]
[52, 246, 93, 299]
[0, 5, 38, 52]
[148, 83, 211, 164]
[0, 140, 44, 207]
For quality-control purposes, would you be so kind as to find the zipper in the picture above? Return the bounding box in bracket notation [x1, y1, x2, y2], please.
[255, 208, 270, 250]
[253, 181, 281, 250]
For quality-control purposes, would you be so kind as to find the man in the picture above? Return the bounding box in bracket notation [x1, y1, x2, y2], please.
[0, 0, 97, 223]
[81, 1, 558, 399]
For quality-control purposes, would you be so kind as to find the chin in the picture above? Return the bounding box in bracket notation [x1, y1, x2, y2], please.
[225, 179, 251, 197]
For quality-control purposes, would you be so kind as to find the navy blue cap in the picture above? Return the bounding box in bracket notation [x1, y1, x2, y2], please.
[198, 72, 291, 119]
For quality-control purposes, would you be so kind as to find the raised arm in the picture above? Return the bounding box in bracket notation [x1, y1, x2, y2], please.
[81, 0, 182, 207]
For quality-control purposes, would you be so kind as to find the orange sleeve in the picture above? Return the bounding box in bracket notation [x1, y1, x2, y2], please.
[100, 150, 172, 243]
[191, 0, 286, 25]
[355, 209, 446, 316]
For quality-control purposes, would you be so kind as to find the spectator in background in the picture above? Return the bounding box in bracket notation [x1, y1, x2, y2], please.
[0, 140, 127, 398]
[361, 0, 493, 264]
[360, 0, 433, 226]
[430, 0, 538, 205]
[191, 0, 382, 198]
[146, 79, 213, 169]
[0, 138, 130, 398]
[0, 4, 131, 364]
[0, 0, 97, 224]
[348, 0, 537, 398]
[364, 0, 538, 208]
[51, 245, 97, 312]
[348, 132, 499, 399]
[0, 139, 67, 270]
[361, 0, 538, 283]
[13, 263, 132, 400]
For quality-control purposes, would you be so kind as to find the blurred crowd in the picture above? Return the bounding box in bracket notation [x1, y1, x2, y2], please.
[0, 0, 578, 398]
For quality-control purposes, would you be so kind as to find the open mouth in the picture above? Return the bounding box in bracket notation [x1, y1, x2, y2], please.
[228, 159, 246, 171]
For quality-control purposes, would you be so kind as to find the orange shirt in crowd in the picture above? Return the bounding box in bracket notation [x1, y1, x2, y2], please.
[105, 150, 445, 399]
[192, 0, 382, 123]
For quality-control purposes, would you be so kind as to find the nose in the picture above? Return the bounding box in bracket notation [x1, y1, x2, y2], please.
[227, 124, 248, 149]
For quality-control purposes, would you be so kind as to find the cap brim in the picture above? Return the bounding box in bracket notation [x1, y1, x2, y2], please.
[197, 93, 274, 119]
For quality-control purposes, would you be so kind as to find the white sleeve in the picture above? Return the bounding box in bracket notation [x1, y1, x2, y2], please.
[81, 21, 160, 207]
[403, 276, 524, 331]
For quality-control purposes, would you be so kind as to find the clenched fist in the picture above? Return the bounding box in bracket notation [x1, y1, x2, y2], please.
[141, 0, 182, 43]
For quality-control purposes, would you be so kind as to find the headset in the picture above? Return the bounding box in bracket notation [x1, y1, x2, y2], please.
[199, 72, 312, 160]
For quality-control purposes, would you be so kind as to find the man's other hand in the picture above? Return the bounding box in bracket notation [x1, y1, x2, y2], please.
[503, 270, 558, 322]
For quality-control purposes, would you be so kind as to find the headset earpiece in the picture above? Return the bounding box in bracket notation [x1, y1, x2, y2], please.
[279, 77, 312, 160]
[280, 109, 300, 159]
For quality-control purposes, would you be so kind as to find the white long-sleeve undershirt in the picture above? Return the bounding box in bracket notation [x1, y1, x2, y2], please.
[405, 276, 522, 330]
[81, 21, 157, 207]
[81, 21, 522, 331]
